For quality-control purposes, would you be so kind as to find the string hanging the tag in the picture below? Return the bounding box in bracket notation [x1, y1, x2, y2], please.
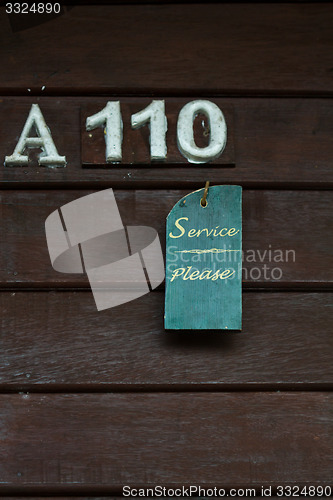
[201, 181, 210, 207]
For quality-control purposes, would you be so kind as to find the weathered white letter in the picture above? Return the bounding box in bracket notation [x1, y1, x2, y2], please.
[131, 100, 167, 160]
[86, 101, 123, 162]
[177, 100, 227, 164]
[5, 104, 66, 167]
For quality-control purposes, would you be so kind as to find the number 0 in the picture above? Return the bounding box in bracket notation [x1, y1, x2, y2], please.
[177, 100, 227, 163]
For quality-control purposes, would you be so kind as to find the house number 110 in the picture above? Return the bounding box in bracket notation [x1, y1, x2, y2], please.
[86, 100, 227, 164]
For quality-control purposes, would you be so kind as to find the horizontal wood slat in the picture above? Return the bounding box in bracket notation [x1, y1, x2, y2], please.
[0, 393, 332, 491]
[0, 291, 332, 389]
[0, 189, 331, 287]
[1, 4, 333, 95]
[1, 97, 333, 187]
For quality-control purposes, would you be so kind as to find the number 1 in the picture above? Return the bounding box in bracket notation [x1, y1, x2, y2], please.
[131, 100, 167, 160]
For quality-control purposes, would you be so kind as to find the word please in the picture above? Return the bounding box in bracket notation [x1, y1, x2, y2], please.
[169, 217, 239, 239]
[171, 266, 235, 282]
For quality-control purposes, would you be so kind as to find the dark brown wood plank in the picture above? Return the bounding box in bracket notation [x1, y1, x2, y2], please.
[0, 393, 332, 491]
[0, 291, 332, 388]
[1, 4, 333, 95]
[0, 189, 331, 287]
[1, 97, 333, 187]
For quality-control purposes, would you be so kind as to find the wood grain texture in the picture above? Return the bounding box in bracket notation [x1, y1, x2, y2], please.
[0, 393, 332, 491]
[1, 4, 333, 95]
[1, 97, 333, 187]
[0, 189, 331, 287]
[0, 291, 332, 389]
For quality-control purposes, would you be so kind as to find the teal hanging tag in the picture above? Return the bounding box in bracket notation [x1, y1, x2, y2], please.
[165, 184, 242, 330]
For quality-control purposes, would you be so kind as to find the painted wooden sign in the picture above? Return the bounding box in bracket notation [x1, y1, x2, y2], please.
[165, 185, 242, 330]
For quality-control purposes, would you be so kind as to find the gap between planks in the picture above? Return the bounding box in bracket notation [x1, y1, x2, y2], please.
[0, 385, 332, 394]
[0, 285, 332, 291]
[3, 90, 333, 98]
[1, 181, 333, 190]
